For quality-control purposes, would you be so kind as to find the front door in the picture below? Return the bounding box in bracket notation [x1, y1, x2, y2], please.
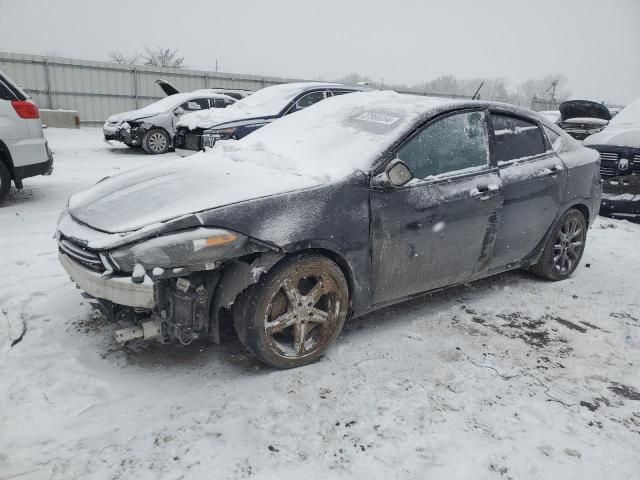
[487, 112, 568, 269]
[371, 110, 503, 305]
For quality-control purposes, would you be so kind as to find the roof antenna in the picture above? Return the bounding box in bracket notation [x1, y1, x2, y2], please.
[472, 81, 484, 100]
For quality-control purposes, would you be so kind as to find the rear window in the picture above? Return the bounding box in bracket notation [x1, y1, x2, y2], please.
[491, 114, 546, 163]
[0, 71, 26, 101]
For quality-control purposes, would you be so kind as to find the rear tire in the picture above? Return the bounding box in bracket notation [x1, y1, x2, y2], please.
[0, 161, 11, 202]
[530, 208, 587, 281]
[233, 253, 349, 369]
[142, 129, 170, 155]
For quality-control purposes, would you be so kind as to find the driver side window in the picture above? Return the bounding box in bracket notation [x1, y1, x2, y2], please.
[286, 91, 326, 114]
[181, 98, 209, 112]
[397, 111, 490, 179]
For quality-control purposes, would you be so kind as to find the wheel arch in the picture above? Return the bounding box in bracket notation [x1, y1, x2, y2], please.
[208, 246, 356, 343]
[566, 201, 590, 224]
[0, 139, 16, 180]
[524, 203, 590, 267]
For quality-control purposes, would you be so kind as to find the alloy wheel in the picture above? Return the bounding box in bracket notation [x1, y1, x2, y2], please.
[147, 131, 168, 153]
[553, 216, 584, 274]
[264, 268, 342, 358]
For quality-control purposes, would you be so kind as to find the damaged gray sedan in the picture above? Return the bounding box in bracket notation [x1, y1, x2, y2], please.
[58, 91, 600, 368]
[103, 90, 236, 154]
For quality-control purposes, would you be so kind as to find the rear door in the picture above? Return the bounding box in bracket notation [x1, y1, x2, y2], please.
[487, 111, 567, 269]
[370, 109, 503, 304]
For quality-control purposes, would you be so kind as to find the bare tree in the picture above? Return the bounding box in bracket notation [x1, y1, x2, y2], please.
[142, 47, 186, 69]
[107, 50, 141, 65]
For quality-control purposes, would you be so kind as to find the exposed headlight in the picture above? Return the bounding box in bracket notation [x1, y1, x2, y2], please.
[110, 228, 247, 273]
[202, 127, 237, 147]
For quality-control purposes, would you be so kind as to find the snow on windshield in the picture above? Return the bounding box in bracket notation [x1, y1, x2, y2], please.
[609, 98, 640, 126]
[135, 93, 195, 115]
[204, 91, 460, 181]
[178, 82, 338, 130]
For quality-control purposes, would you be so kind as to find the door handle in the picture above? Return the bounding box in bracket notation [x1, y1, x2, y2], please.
[543, 165, 564, 177]
[471, 184, 499, 200]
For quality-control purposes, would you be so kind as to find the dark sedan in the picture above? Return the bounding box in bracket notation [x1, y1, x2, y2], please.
[57, 91, 600, 368]
[173, 82, 366, 154]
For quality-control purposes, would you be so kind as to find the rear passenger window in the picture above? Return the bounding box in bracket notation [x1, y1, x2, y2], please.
[397, 111, 490, 179]
[491, 114, 545, 163]
[212, 98, 232, 108]
[0, 79, 16, 101]
[295, 91, 326, 109]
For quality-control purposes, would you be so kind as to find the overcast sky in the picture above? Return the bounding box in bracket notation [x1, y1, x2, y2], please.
[1, 0, 639, 104]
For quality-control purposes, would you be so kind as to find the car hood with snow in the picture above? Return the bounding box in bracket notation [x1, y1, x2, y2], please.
[66, 91, 456, 245]
[106, 93, 198, 123]
[584, 98, 640, 148]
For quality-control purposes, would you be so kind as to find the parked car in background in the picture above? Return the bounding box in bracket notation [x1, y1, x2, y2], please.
[154, 78, 252, 101]
[0, 69, 53, 202]
[173, 82, 367, 154]
[103, 91, 237, 154]
[557, 100, 611, 140]
[585, 97, 640, 218]
[57, 91, 599, 368]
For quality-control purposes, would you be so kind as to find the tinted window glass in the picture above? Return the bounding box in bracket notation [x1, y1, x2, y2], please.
[0, 80, 15, 101]
[212, 98, 233, 108]
[492, 114, 545, 163]
[296, 91, 325, 109]
[182, 98, 209, 111]
[397, 111, 490, 179]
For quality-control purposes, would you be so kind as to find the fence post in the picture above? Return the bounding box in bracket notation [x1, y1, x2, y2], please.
[43, 59, 53, 109]
[204, 73, 209, 89]
[132, 68, 139, 108]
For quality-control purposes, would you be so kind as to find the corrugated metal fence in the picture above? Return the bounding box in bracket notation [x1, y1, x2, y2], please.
[0, 51, 473, 125]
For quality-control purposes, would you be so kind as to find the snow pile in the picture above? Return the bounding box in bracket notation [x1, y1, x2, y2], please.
[584, 97, 640, 148]
[177, 82, 337, 130]
[608, 97, 640, 127]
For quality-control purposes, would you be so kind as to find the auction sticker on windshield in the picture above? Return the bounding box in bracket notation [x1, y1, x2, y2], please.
[355, 112, 401, 125]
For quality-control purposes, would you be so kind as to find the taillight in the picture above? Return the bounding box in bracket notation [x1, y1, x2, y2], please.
[11, 100, 40, 119]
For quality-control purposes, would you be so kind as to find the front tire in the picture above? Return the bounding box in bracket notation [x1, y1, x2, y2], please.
[0, 161, 11, 203]
[233, 253, 349, 369]
[142, 129, 170, 155]
[530, 208, 587, 281]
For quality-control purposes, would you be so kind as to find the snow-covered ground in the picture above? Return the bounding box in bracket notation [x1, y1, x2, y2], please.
[1, 128, 639, 480]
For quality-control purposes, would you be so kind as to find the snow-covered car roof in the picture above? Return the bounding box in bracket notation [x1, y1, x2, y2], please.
[128, 92, 236, 117]
[177, 82, 359, 130]
[202, 90, 463, 181]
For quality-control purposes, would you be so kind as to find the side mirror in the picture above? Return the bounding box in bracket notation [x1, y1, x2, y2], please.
[386, 159, 414, 187]
[174, 107, 185, 116]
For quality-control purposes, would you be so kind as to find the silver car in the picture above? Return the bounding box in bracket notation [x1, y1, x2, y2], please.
[103, 90, 237, 154]
[0, 69, 53, 202]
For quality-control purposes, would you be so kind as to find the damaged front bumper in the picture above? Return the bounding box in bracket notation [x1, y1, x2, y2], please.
[103, 122, 142, 146]
[59, 252, 155, 308]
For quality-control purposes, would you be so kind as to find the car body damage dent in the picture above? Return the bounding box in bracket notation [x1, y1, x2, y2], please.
[209, 252, 285, 343]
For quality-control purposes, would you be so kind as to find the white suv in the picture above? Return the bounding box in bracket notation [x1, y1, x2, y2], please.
[0, 69, 53, 202]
